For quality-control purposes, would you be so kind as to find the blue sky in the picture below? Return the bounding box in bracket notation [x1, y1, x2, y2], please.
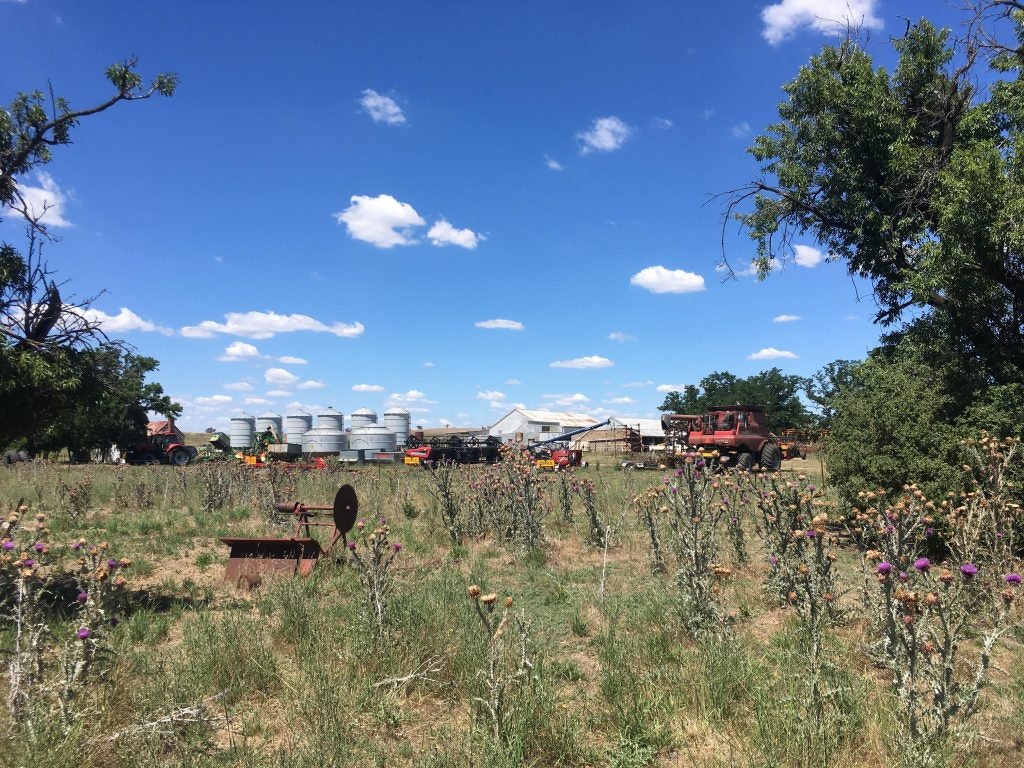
[1, 0, 966, 431]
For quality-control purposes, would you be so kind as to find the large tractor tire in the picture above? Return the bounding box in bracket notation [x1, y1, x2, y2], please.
[736, 452, 754, 471]
[759, 443, 783, 472]
[169, 448, 191, 466]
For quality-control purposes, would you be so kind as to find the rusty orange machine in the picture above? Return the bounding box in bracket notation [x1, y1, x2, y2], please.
[220, 485, 357, 588]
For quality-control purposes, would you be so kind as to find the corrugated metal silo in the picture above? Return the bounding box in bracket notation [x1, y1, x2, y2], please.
[255, 412, 283, 440]
[285, 410, 312, 444]
[348, 424, 397, 452]
[316, 407, 345, 432]
[383, 407, 411, 446]
[349, 407, 377, 429]
[302, 426, 349, 454]
[229, 413, 256, 449]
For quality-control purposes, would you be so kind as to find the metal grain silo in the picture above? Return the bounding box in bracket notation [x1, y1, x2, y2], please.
[383, 407, 411, 446]
[348, 424, 397, 452]
[255, 412, 283, 441]
[349, 407, 377, 430]
[316, 407, 345, 432]
[285, 410, 312, 444]
[302, 426, 349, 454]
[229, 413, 256, 449]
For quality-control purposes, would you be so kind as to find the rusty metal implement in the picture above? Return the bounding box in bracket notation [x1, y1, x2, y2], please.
[220, 484, 357, 588]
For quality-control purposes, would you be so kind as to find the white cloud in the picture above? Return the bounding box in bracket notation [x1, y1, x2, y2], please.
[731, 121, 751, 138]
[489, 400, 508, 410]
[747, 347, 798, 360]
[245, 397, 271, 406]
[195, 394, 233, 405]
[265, 368, 299, 385]
[608, 331, 634, 342]
[577, 116, 632, 155]
[278, 355, 308, 365]
[359, 89, 406, 125]
[427, 219, 483, 249]
[702, 108, 716, 120]
[793, 244, 824, 267]
[181, 311, 364, 340]
[544, 155, 563, 171]
[80, 307, 172, 335]
[333, 193, 425, 248]
[266, 389, 293, 397]
[477, 390, 505, 401]
[773, 314, 802, 323]
[656, 383, 688, 393]
[388, 389, 436, 405]
[10, 172, 71, 227]
[651, 116, 673, 129]
[475, 318, 524, 331]
[550, 355, 613, 369]
[352, 383, 384, 393]
[297, 380, 327, 390]
[623, 380, 653, 388]
[544, 392, 591, 406]
[218, 341, 261, 361]
[762, 0, 883, 45]
[630, 265, 705, 294]
[505, 378, 521, 385]
[223, 381, 254, 392]
[605, 396, 636, 404]
[423, 361, 435, 367]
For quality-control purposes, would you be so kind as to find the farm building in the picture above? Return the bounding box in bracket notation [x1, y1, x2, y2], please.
[146, 417, 185, 444]
[575, 417, 665, 454]
[488, 409, 601, 446]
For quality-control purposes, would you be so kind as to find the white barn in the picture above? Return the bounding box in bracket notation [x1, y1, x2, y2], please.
[488, 409, 600, 446]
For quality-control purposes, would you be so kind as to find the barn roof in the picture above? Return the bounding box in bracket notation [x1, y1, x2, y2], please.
[495, 408, 599, 427]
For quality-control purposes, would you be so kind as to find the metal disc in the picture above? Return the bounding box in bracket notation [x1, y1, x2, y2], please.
[333, 485, 358, 535]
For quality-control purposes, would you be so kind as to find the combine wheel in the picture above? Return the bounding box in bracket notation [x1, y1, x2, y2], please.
[759, 443, 782, 472]
[169, 448, 190, 466]
[737, 452, 753, 471]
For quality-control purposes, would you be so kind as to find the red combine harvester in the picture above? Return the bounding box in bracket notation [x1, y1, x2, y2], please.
[661, 405, 783, 471]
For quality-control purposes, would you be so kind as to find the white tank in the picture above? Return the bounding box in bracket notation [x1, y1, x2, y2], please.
[349, 407, 377, 430]
[348, 424, 397, 452]
[285, 410, 312, 444]
[302, 426, 348, 454]
[383, 407, 411, 446]
[255, 412, 283, 440]
[316, 407, 344, 432]
[229, 413, 255, 449]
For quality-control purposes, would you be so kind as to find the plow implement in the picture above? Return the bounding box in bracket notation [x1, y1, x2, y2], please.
[220, 484, 357, 588]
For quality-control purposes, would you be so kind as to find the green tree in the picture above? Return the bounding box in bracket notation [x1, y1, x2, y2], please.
[803, 360, 859, 429]
[729, 9, 1024, 386]
[1, 60, 178, 453]
[658, 368, 811, 431]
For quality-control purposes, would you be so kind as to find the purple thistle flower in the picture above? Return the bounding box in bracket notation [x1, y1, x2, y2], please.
[884, 524, 895, 534]
[808, 484, 816, 492]
[107, 558, 118, 570]
[379, 517, 387, 525]
[76, 627, 91, 640]
[393, 542, 402, 552]
[109, 617, 120, 627]
[71, 541, 82, 551]
[804, 529, 816, 538]
[898, 571, 909, 582]
[877, 561, 894, 575]
[673, 469, 682, 478]
[347, 541, 356, 551]
[696, 459, 706, 469]
[960, 563, 978, 578]
[76, 591, 88, 604]
[34, 542, 44, 552]
[926, 527, 935, 536]
[2, 540, 14, 551]
[913, 558, 931, 571]
[769, 555, 778, 566]
[23, 558, 35, 567]
[1005, 573, 1021, 585]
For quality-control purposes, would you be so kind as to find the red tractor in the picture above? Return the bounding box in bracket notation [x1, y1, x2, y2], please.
[661, 405, 783, 471]
[125, 430, 198, 466]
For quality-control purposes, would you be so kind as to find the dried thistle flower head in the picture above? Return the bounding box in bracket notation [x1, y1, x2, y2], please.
[481, 593, 498, 605]
[467, 584, 481, 599]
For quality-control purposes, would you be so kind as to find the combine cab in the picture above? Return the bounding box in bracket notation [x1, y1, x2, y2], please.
[662, 405, 783, 471]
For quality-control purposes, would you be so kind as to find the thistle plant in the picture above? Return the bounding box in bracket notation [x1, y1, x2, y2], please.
[426, 459, 464, 543]
[653, 456, 731, 638]
[470, 445, 548, 551]
[57, 477, 93, 520]
[574, 476, 607, 548]
[853, 479, 1021, 764]
[634, 489, 667, 576]
[466, 584, 534, 745]
[558, 470, 574, 523]
[346, 517, 401, 644]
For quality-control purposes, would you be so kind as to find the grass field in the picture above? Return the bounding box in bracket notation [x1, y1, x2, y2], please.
[0, 457, 1020, 768]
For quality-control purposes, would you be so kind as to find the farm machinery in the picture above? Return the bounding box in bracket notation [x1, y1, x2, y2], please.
[219, 484, 358, 588]
[661, 405, 786, 471]
[403, 435, 502, 465]
[529, 419, 610, 470]
[124, 431, 199, 466]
